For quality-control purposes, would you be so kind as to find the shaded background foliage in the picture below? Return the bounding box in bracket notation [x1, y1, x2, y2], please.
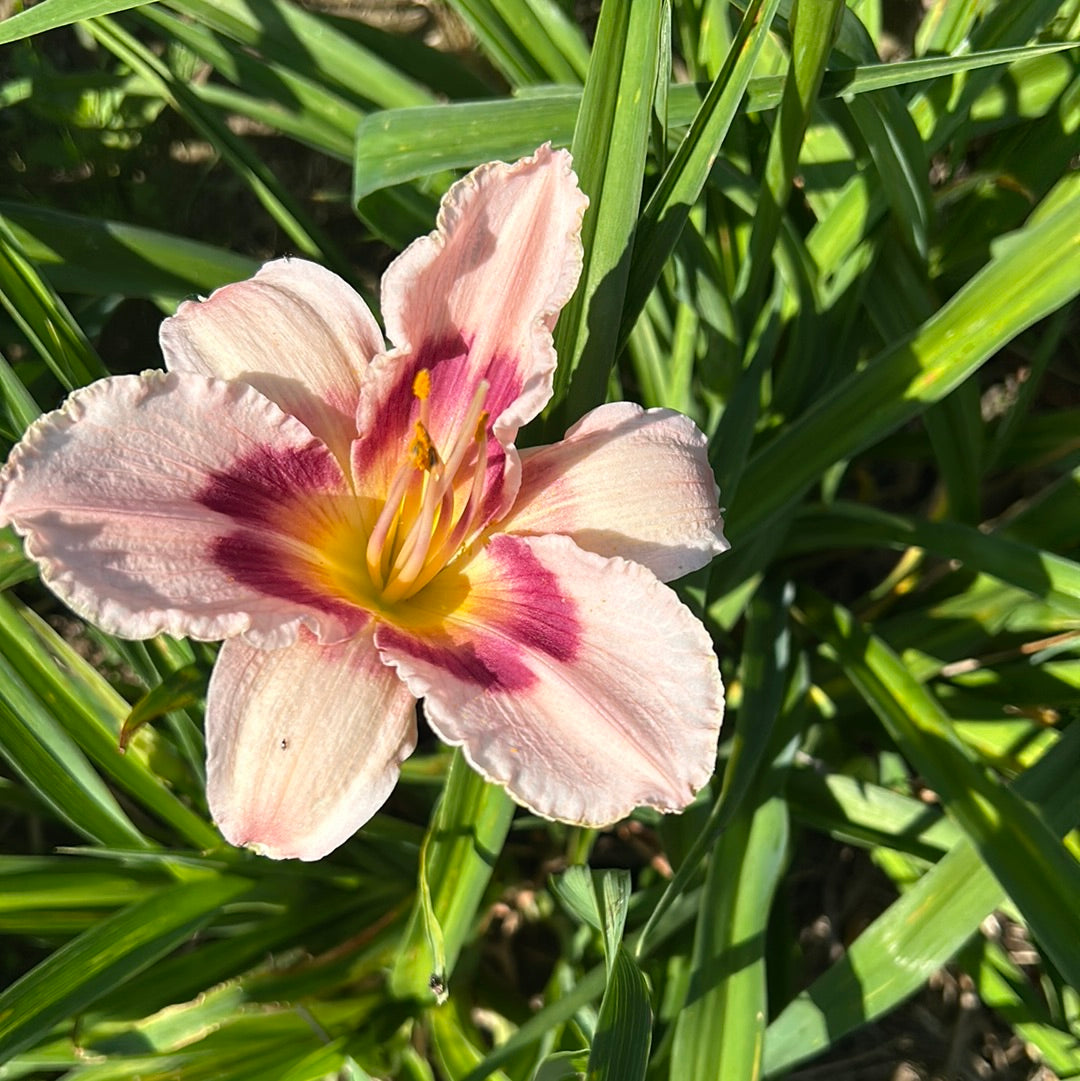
[0, 1, 1078, 1079]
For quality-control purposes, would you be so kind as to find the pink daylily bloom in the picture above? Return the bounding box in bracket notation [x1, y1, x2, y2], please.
[0, 146, 728, 861]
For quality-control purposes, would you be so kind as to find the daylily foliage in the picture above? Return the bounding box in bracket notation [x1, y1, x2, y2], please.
[0, 146, 727, 860]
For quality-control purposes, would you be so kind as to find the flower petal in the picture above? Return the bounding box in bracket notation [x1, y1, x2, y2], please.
[376, 533, 723, 826]
[206, 629, 417, 861]
[0, 371, 365, 645]
[374, 144, 589, 449]
[501, 402, 729, 581]
[160, 258, 382, 461]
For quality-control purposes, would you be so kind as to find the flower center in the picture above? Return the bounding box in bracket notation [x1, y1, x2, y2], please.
[364, 368, 490, 605]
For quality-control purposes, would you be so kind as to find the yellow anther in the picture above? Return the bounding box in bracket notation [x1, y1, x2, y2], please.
[474, 410, 490, 443]
[410, 421, 439, 471]
[412, 368, 431, 401]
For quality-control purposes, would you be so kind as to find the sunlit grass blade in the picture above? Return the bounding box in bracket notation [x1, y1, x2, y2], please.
[1, 202, 258, 307]
[447, 0, 587, 86]
[732, 175, 1080, 542]
[0, 596, 220, 848]
[390, 752, 515, 1000]
[119, 663, 207, 752]
[911, 0, 1068, 146]
[786, 762, 963, 860]
[785, 502, 1080, 620]
[549, 869, 651, 1081]
[164, 0, 433, 111]
[965, 936, 1080, 1078]
[0, 0, 153, 44]
[619, 0, 783, 350]
[0, 217, 107, 391]
[670, 792, 788, 1081]
[139, 4, 363, 160]
[0, 649, 150, 850]
[349, 43, 1072, 202]
[799, 593, 1080, 988]
[0, 527, 37, 589]
[548, 0, 663, 425]
[764, 720, 1080, 1075]
[734, 0, 845, 318]
[587, 947, 652, 1081]
[0, 347, 42, 442]
[0, 873, 253, 1061]
[636, 576, 795, 961]
[844, 89, 930, 261]
[0, 857, 162, 938]
[353, 93, 580, 202]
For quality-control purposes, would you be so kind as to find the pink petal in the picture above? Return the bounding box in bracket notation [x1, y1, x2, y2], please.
[376, 533, 723, 826]
[206, 629, 417, 861]
[160, 258, 383, 462]
[0, 372, 364, 645]
[373, 144, 589, 451]
[501, 403, 729, 582]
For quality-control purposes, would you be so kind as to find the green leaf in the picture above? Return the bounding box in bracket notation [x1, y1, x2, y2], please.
[0, 216, 107, 391]
[619, 0, 784, 350]
[548, 0, 663, 425]
[348, 43, 1073, 202]
[0, 596, 219, 849]
[732, 175, 1080, 542]
[764, 721, 1080, 1075]
[636, 576, 794, 960]
[447, 0, 587, 86]
[786, 764, 962, 860]
[0, 874, 253, 1061]
[735, 0, 845, 318]
[670, 794, 789, 1081]
[119, 664, 208, 752]
[0, 649, 150, 850]
[83, 14, 349, 274]
[390, 752, 515, 1000]
[353, 92, 580, 202]
[0, 201, 258, 306]
[164, 0, 434, 111]
[0, 0, 154, 44]
[784, 502, 1080, 621]
[585, 948, 652, 1081]
[550, 865, 604, 933]
[801, 594, 1080, 989]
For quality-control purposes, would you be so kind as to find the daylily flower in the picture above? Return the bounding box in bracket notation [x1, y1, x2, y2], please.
[0, 146, 727, 860]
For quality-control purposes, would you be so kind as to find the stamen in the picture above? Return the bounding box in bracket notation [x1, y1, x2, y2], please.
[410, 420, 439, 471]
[413, 368, 431, 400]
[366, 423, 439, 588]
[413, 368, 431, 432]
[433, 380, 491, 503]
[365, 461, 413, 588]
[370, 374, 495, 604]
[405, 410, 491, 598]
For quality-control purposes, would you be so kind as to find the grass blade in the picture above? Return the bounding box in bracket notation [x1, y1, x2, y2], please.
[548, 0, 663, 425]
[800, 594, 1080, 988]
[0, 0, 153, 44]
[390, 752, 515, 1000]
[619, 0, 784, 350]
[764, 721, 1080, 1075]
[0, 873, 253, 1061]
[732, 175, 1080, 542]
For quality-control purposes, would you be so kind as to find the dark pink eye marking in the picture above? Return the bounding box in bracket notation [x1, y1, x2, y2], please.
[377, 536, 579, 693]
[197, 443, 343, 527]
